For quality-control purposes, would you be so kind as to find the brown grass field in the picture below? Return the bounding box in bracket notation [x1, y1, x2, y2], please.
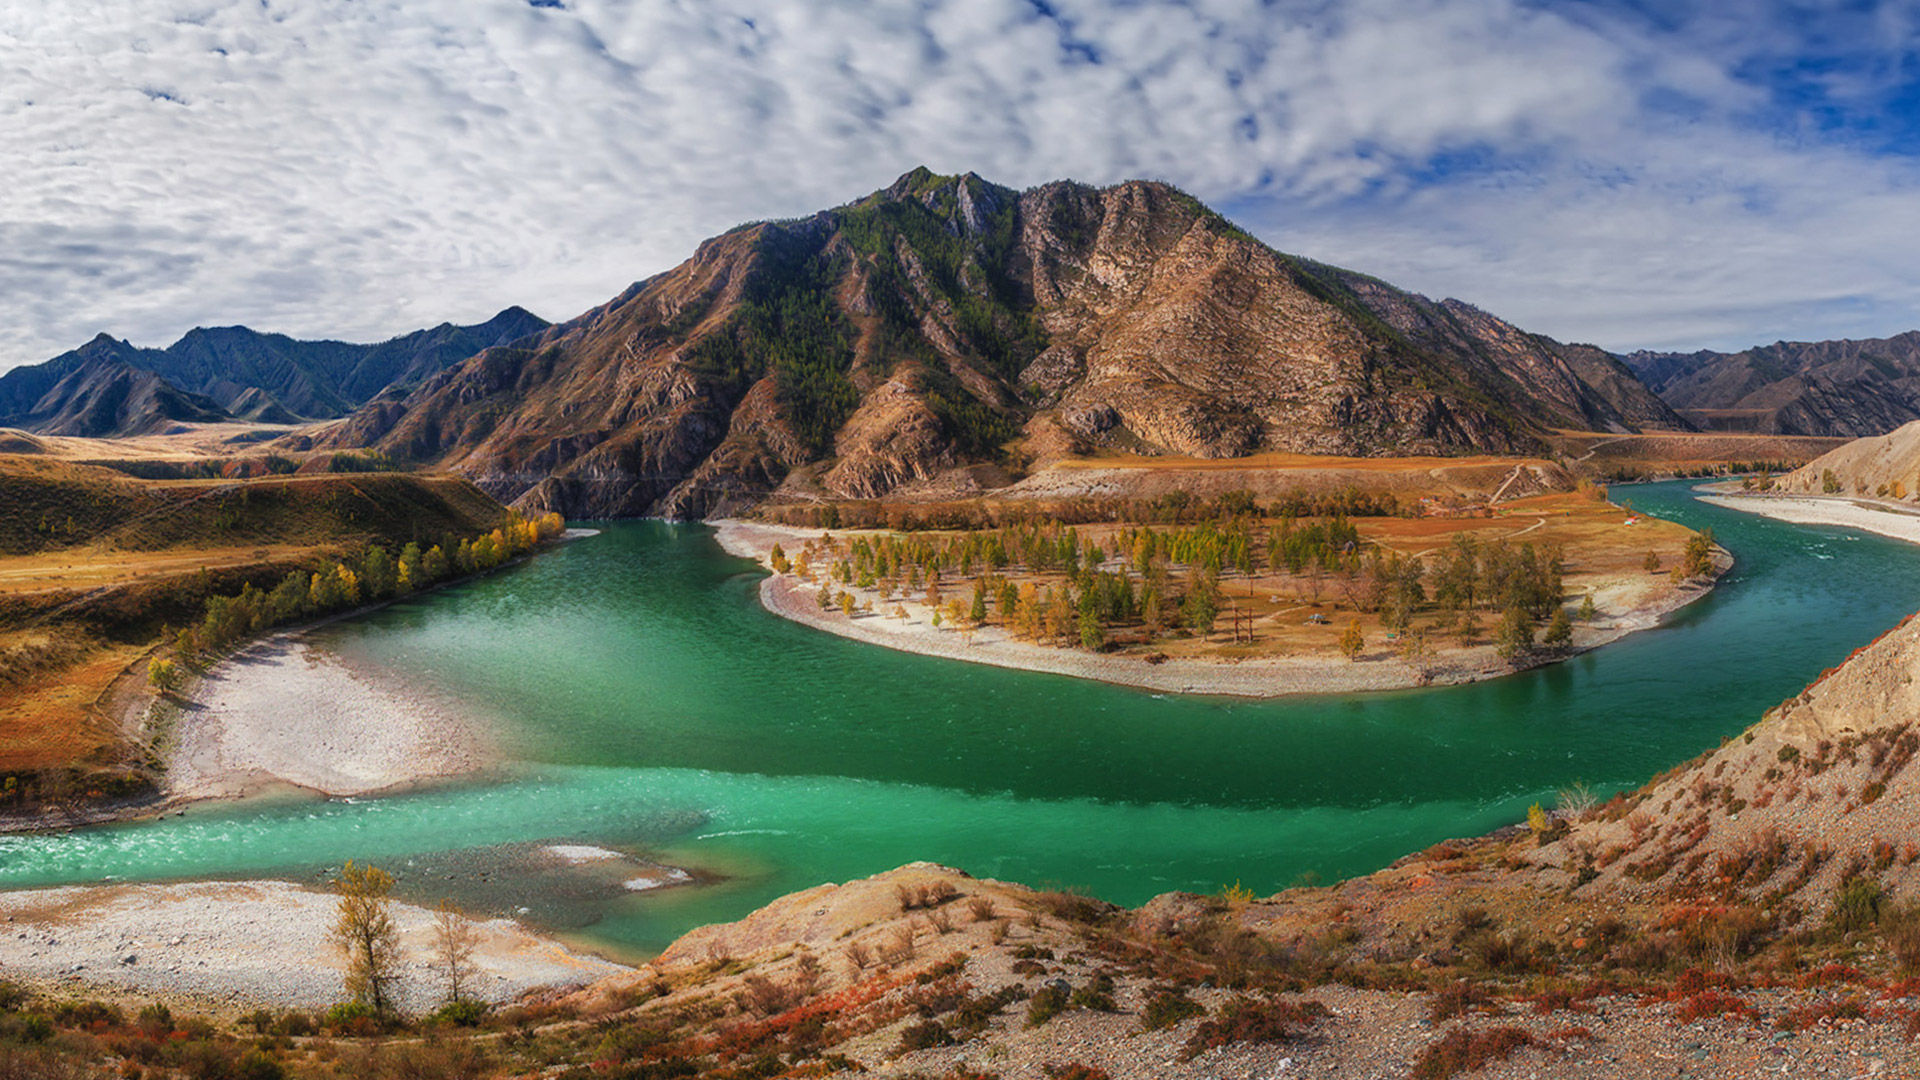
[1548, 430, 1845, 477]
[793, 487, 1705, 669]
[1115, 491, 1698, 664]
[0, 454, 508, 790]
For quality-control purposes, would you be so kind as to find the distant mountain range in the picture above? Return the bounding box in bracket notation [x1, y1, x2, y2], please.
[318, 168, 1687, 518]
[0, 308, 547, 438]
[1625, 332, 1920, 438]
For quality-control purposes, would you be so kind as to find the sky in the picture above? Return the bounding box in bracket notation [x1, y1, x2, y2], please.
[5, 0, 1920, 372]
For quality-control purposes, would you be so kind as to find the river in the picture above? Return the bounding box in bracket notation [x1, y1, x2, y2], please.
[1, 481, 1913, 957]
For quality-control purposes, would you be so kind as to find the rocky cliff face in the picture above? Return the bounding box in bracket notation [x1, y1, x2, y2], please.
[323, 169, 1686, 518]
[1626, 332, 1920, 437]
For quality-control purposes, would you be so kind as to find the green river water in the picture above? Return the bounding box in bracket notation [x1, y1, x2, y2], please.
[1, 481, 1915, 958]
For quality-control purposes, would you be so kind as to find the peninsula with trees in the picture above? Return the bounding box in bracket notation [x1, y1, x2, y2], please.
[720, 462, 1726, 695]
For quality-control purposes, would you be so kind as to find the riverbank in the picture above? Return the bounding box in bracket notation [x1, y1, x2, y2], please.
[164, 634, 499, 800]
[0, 879, 629, 1013]
[161, 530, 605, 801]
[1697, 489, 1920, 546]
[713, 519, 1727, 698]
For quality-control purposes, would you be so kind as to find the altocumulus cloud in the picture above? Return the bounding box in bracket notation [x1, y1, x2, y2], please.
[4, 0, 1920, 370]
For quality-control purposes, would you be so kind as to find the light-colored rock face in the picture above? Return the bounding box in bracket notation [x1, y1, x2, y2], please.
[322, 169, 1676, 519]
[1778, 419, 1920, 499]
[1536, 612, 1920, 909]
[1772, 614, 1920, 746]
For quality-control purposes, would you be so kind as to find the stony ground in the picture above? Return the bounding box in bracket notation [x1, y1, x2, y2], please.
[0, 880, 628, 1015]
[545, 862, 1920, 1080]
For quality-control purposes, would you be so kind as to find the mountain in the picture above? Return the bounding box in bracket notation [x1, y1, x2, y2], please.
[1316, 278, 1688, 434]
[322, 168, 1685, 519]
[1625, 332, 1920, 436]
[0, 307, 548, 434]
[18, 355, 233, 438]
[146, 306, 549, 418]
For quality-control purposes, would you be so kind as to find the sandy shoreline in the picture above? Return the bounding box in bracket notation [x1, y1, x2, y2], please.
[157, 529, 607, 801]
[165, 634, 498, 800]
[0, 880, 629, 1013]
[1698, 491, 1920, 546]
[0, 528, 651, 1013]
[713, 519, 1724, 698]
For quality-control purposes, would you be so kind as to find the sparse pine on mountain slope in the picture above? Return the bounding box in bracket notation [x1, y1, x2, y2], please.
[324, 169, 1687, 519]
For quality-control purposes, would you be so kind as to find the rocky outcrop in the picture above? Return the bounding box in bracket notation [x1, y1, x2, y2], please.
[1529, 608, 1920, 907]
[321, 169, 1686, 518]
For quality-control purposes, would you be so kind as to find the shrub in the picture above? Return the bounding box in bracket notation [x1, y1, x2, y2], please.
[737, 974, 803, 1018]
[1827, 877, 1886, 937]
[1069, 974, 1116, 1013]
[322, 1000, 382, 1036]
[268, 1012, 314, 1038]
[1427, 982, 1493, 1023]
[1140, 988, 1206, 1031]
[897, 1018, 955, 1053]
[135, 1003, 174, 1038]
[1027, 985, 1071, 1027]
[1674, 990, 1757, 1023]
[1032, 890, 1114, 925]
[1775, 998, 1866, 1031]
[1667, 904, 1774, 962]
[1882, 901, 1920, 972]
[429, 999, 489, 1026]
[234, 1051, 287, 1080]
[950, 986, 1027, 1034]
[1411, 1026, 1536, 1080]
[1180, 997, 1328, 1059]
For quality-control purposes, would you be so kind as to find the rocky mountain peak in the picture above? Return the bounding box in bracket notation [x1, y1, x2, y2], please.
[316, 171, 1684, 519]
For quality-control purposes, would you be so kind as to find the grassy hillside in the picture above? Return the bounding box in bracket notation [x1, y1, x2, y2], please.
[0, 457, 517, 802]
[0, 456, 507, 557]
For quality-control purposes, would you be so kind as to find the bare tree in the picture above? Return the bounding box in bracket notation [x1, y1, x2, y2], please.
[431, 899, 479, 1006]
[331, 861, 403, 1015]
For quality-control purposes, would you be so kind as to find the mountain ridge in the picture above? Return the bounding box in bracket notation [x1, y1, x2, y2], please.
[319, 168, 1688, 519]
[0, 307, 548, 437]
[1625, 331, 1920, 436]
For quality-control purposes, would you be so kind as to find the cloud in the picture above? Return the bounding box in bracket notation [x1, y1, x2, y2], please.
[2, 0, 1920, 370]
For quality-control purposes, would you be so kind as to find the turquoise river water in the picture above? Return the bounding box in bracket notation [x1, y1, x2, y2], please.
[1, 480, 1916, 958]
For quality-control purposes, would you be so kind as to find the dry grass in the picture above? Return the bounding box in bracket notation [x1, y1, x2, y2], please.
[1046, 450, 1544, 474]
[0, 543, 332, 596]
[0, 642, 143, 770]
[1547, 431, 1845, 476]
[0, 456, 511, 786]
